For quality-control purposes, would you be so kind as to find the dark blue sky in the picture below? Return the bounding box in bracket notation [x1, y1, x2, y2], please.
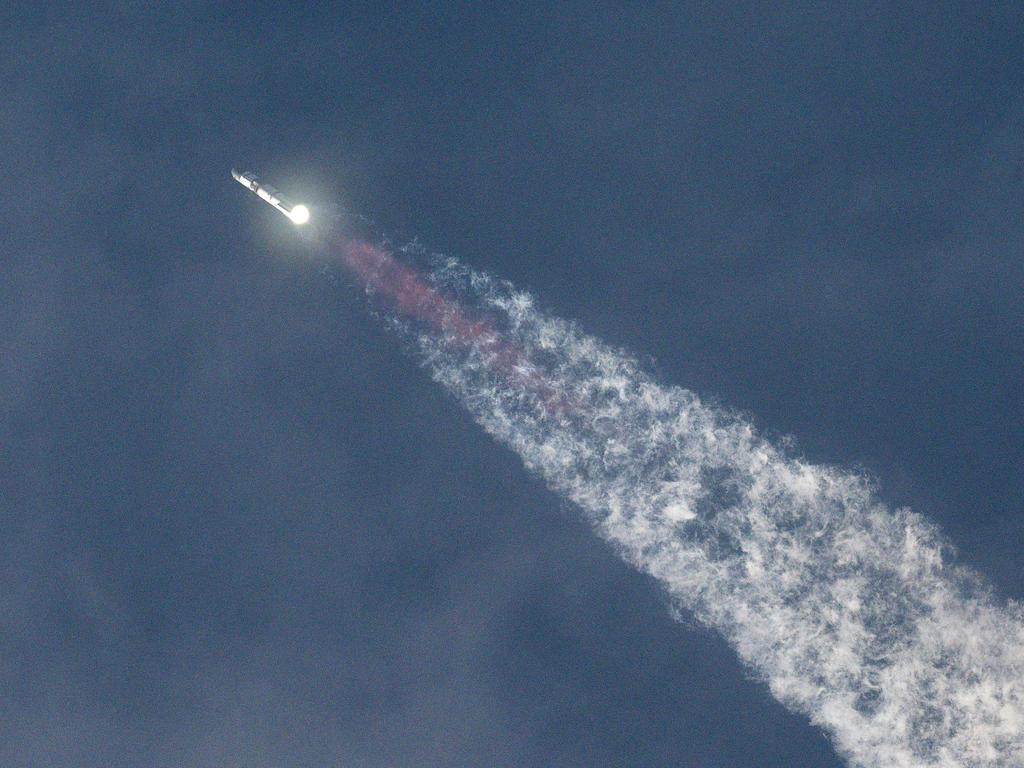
[3, 3, 1022, 766]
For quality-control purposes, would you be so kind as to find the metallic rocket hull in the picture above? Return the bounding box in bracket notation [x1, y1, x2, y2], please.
[232, 169, 309, 224]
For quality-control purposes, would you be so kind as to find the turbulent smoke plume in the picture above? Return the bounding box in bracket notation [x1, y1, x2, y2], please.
[339, 237, 1024, 768]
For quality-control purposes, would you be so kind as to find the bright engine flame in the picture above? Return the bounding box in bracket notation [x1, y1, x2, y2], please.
[290, 205, 310, 225]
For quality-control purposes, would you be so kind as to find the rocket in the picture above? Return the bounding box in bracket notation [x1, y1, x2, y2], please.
[231, 169, 310, 224]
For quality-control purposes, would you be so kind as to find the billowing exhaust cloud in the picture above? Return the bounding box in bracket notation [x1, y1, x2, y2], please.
[334, 236, 1024, 768]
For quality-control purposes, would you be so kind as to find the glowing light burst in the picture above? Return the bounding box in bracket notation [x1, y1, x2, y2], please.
[290, 204, 310, 225]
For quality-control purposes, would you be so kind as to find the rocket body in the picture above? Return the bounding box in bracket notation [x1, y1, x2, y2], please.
[232, 169, 309, 224]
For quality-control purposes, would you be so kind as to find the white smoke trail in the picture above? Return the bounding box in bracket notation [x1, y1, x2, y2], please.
[402, 253, 1024, 768]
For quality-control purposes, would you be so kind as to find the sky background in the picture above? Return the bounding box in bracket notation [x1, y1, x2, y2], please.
[3, 3, 1023, 766]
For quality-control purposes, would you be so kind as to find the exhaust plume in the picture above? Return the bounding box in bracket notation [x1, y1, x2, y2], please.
[332, 236, 1024, 768]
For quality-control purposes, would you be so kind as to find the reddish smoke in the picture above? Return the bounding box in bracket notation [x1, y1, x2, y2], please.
[339, 238, 569, 415]
[341, 239, 492, 345]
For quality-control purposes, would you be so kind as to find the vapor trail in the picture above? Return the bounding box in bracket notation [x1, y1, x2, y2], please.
[337, 238, 1024, 768]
